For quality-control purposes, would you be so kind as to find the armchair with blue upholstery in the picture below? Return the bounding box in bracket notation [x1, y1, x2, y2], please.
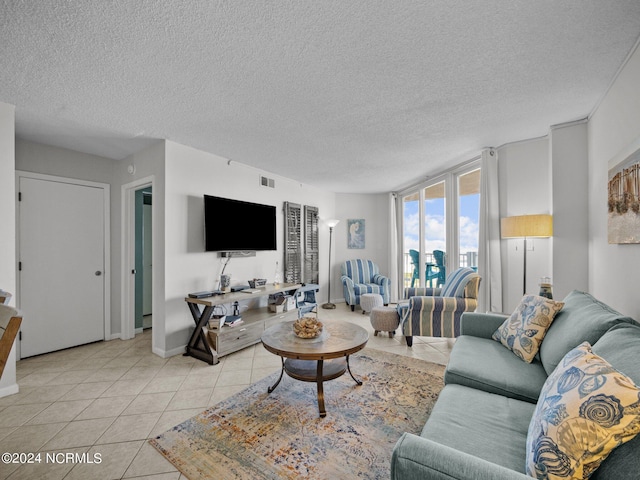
[399, 267, 480, 346]
[340, 259, 390, 311]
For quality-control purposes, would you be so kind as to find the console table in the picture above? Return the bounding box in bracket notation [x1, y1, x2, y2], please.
[184, 283, 301, 364]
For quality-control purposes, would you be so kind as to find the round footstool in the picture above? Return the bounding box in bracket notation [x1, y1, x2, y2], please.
[360, 293, 383, 314]
[370, 306, 400, 338]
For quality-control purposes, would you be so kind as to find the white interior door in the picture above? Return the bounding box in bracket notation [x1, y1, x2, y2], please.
[19, 176, 106, 357]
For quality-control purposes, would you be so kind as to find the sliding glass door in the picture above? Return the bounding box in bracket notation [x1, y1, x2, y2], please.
[401, 163, 480, 289]
[458, 168, 480, 271]
[423, 182, 446, 287]
[402, 193, 419, 288]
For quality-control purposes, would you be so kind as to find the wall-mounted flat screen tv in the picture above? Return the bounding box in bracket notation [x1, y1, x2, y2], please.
[204, 195, 277, 252]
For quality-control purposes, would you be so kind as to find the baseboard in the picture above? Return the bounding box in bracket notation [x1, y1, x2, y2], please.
[135, 327, 143, 334]
[0, 383, 19, 399]
[153, 344, 186, 359]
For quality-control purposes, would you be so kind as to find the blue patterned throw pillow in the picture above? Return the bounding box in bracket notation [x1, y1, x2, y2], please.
[525, 342, 640, 479]
[492, 295, 564, 363]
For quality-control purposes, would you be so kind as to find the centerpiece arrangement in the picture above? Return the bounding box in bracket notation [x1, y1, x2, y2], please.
[293, 317, 323, 338]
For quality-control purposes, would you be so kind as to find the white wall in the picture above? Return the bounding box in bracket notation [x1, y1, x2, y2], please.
[0, 104, 15, 295]
[0, 102, 17, 397]
[16, 140, 116, 181]
[498, 137, 553, 312]
[115, 142, 166, 352]
[162, 141, 336, 354]
[588, 41, 640, 319]
[550, 121, 589, 299]
[333, 193, 390, 303]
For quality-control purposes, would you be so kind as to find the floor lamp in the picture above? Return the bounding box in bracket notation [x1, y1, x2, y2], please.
[501, 214, 553, 296]
[322, 219, 340, 309]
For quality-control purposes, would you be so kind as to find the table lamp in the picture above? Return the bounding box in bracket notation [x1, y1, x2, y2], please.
[501, 214, 553, 296]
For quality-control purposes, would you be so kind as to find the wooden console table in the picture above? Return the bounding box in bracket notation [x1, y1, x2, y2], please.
[184, 283, 301, 364]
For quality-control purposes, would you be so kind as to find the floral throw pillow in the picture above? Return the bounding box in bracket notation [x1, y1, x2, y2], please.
[525, 342, 640, 479]
[492, 295, 564, 363]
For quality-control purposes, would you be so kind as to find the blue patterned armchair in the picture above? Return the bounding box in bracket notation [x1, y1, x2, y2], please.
[340, 259, 390, 311]
[399, 267, 481, 346]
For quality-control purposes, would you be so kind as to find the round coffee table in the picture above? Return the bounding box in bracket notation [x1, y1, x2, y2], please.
[261, 320, 369, 417]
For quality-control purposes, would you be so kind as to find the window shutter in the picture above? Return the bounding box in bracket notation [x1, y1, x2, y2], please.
[304, 205, 319, 283]
[283, 202, 302, 283]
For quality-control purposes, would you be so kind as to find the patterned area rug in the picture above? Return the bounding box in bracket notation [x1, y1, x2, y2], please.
[149, 348, 445, 480]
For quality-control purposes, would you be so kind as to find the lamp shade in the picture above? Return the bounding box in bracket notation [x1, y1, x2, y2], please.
[501, 214, 553, 238]
[325, 219, 340, 228]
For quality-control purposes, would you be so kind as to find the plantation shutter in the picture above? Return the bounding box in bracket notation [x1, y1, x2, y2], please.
[304, 206, 319, 283]
[283, 202, 302, 283]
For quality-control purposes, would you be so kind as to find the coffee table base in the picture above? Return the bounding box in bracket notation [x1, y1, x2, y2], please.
[268, 356, 362, 417]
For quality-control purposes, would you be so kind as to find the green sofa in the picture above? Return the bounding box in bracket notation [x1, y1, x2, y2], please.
[391, 290, 640, 479]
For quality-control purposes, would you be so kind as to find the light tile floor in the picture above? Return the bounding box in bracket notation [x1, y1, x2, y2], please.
[0, 304, 454, 480]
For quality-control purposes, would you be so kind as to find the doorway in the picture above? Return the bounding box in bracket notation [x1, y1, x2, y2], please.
[122, 176, 154, 341]
[135, 187, 152, 334]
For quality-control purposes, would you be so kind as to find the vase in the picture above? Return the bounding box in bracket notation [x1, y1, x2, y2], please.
[538, 277, 553, 299]
[220, 274, 231, 293]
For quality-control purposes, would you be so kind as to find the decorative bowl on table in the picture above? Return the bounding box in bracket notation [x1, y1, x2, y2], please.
[293, 317, 323, 339]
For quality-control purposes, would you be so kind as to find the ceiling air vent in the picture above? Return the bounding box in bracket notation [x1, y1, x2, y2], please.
[260, 176, 275, 188]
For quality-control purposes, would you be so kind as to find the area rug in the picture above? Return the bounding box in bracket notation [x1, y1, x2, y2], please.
[149, 348, 445, 480]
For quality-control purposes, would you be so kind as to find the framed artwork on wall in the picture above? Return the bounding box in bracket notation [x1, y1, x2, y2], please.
[608, 135, 640, 244]
[347, 219, 365, 249]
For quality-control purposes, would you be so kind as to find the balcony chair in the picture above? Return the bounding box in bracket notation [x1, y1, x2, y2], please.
[294, 284, 319, 318]
[433, 249, 446, 286]
[340, 259, 390, 311]
[399, 267, 480, 346]
[409, 249, 440, 288]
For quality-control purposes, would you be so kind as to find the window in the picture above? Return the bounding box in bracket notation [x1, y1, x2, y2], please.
[458, 169, 480, 271]
[402, 193, 419, 288]
[401, 163, 480, 289]
[424, 181, 446, 286]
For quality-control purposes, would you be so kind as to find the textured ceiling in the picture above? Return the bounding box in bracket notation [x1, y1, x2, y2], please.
[2, 1, 640, 193]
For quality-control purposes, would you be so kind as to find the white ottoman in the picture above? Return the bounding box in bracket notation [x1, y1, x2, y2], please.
[360, 293, 384, 314]
[370, 306, 400, 337]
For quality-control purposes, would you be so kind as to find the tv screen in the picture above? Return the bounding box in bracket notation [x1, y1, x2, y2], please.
[204, 195, 277, 251]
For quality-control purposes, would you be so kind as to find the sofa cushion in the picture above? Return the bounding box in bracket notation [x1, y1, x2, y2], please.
[352, 283, 385, 296]
[589, 323, 640, 480]
[441, 267, 478, 298]
[492, 295, 565, 363]
[445, 335, 548, 403]
[525, 342, 640, 480]
[422, 384, 536, 473]
[539, 290, 634, 375]
[591, 323, 640, 385]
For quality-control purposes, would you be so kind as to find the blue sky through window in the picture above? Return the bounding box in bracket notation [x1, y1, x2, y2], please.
[403, 195, 479, 254]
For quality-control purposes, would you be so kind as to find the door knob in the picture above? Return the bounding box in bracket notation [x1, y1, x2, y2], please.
[95, 271, 102, 276]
